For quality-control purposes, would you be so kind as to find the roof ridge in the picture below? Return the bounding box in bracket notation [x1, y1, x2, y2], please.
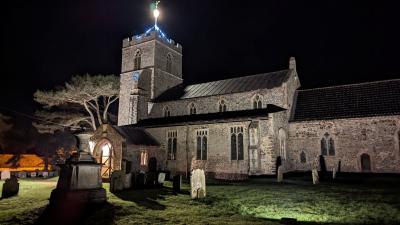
[299, 78, 400, 92]
[186, 69, 290, 87]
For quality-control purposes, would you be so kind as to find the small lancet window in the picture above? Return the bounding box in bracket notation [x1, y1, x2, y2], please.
[134, 50, 142, 70]
[166, 53, 172, 73]
[164, 106, 171, 117]
[253, 95, 262, 109]
[219, 99, 227, 112]
[189, 103, 197, 115]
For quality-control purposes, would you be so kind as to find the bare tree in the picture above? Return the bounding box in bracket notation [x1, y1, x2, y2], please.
[34, 74, 119, 134]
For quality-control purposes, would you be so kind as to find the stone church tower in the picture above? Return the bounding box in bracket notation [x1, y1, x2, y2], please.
[118, 27, 183, 126]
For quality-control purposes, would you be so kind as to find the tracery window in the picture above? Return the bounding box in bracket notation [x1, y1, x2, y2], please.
[189, 103, 197, 115]
[166, 53, 172, 73]
[218, 99, 227, 112]
[231, 127, 244, 160]
[321, 133, 335, 156]
[134, 49, 142, 70]
[253, 95, 262, 109]
[167, 131, 177, 160]
[196, 129, 208, 160]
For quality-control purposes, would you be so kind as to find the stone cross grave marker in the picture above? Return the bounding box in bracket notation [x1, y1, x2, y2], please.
[277, 165, 283, 183]
[191, 169, 206, 199]
[312, 168, 319, 185]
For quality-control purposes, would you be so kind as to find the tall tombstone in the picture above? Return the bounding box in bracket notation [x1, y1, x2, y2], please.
[190, 169, 206, 199]
[1, 175, 19, 198]
[318, 155, 327, 181]
[173, 174, 182, 193]
[332, 167, 337, 180]
[277, 165, 283, 183]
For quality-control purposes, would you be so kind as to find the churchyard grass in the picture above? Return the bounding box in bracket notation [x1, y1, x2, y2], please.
[0, 175, 399, 225]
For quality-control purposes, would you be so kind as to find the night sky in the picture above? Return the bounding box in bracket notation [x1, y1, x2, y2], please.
[1, 0, 400, 151]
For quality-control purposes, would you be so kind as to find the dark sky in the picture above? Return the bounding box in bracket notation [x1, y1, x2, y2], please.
[1, 0, 400, 117]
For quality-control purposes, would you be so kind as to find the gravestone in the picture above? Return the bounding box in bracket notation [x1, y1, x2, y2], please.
[38, 171, 43, 177]
[49, 171, 54, 177]
[30, 172, 37, 178]
[277, 165, 283, 183]
[190, 169, 206, 199]
[158, 172, 166, 185]
[136, 172, 146, 189]
[110, 170, 125, 193]
[1, 170, 11, 180]
[146, 172, 157, 188]
[332, 167, 336, 179]
[173, 174, 182, 194]
[312, 169, 319, 185]
[123, 173, 132, 189]
[43, 171, 49, 178]
[1, 176, 19, 198]
[18, 171, 27, 178]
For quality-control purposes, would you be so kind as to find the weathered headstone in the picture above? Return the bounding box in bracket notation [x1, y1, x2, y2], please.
[190, 169, 206, 199]
[312, 169, 319, 185]
[49, 171, 54, 177]
[110, 170, 125, 193]
[332, 167, 337, 179]
[277, 165, 283, 183]
[173, 174, 182, 193]
[158, 172, 166, 185]
[43, 171, 49, 178]
[1, 175, 19, 198]
[38, 171, 43, 177]
[30, 172, 37, 178]
[124, 173, 132, 189]
[18, 171, 27, 178]
[146, 172, 157, 188]
[136, 172, 146, 189]
[1, 170, 11, 180]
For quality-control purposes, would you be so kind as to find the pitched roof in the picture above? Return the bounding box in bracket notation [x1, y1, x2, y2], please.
[112, 126, 160, 146]
[291, 79, 400, 121]
[153, 70, 290, 102]
[136, 104, 286, 127]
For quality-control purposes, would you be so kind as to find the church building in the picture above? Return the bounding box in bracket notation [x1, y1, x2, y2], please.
[89, 21, 400, 180]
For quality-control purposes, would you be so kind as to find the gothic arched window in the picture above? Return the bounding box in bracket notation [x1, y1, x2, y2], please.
[189, 103, 197, 115]
[134, 50, 142, 70]
[164, 106, 170, 117]
[219, 99, 227, 112]
[166, 53, 172, 73]
[253, 95, 262, 109]
[167, 131, 177, 160]
[321, 133, 335, 156]
[231, 127, 244, 160]
[196, 129, 208, 160]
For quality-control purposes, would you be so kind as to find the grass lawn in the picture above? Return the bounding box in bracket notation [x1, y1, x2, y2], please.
[0, 175, 399, 225]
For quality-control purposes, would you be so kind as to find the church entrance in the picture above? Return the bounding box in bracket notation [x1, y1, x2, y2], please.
[360, 153, 371, 172]
[94, 139, 114, 179]
[148, 157, 157, 172]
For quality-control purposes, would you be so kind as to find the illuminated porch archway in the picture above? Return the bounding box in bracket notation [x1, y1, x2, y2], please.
[93, 139, 114, 179]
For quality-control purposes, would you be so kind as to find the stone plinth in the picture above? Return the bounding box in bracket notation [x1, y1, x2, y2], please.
[49, 151, 106, 205]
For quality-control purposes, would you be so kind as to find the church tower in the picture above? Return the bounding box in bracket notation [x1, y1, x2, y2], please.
[118, 5, 183, 126]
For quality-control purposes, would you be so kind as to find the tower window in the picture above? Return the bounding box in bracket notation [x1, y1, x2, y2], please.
[321, 133, 335, 156]
[134, 50, 142, 70]
[196, 129, 208, 160]
[166, 53, 172, 74]
[219, 99, 227, 112]
[231, 127, 244, 160]
[253, 95, 262, 109]
[167, 131, 177, 160]
[189, 103, 197, 115]
[164, 106, 171, 117]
